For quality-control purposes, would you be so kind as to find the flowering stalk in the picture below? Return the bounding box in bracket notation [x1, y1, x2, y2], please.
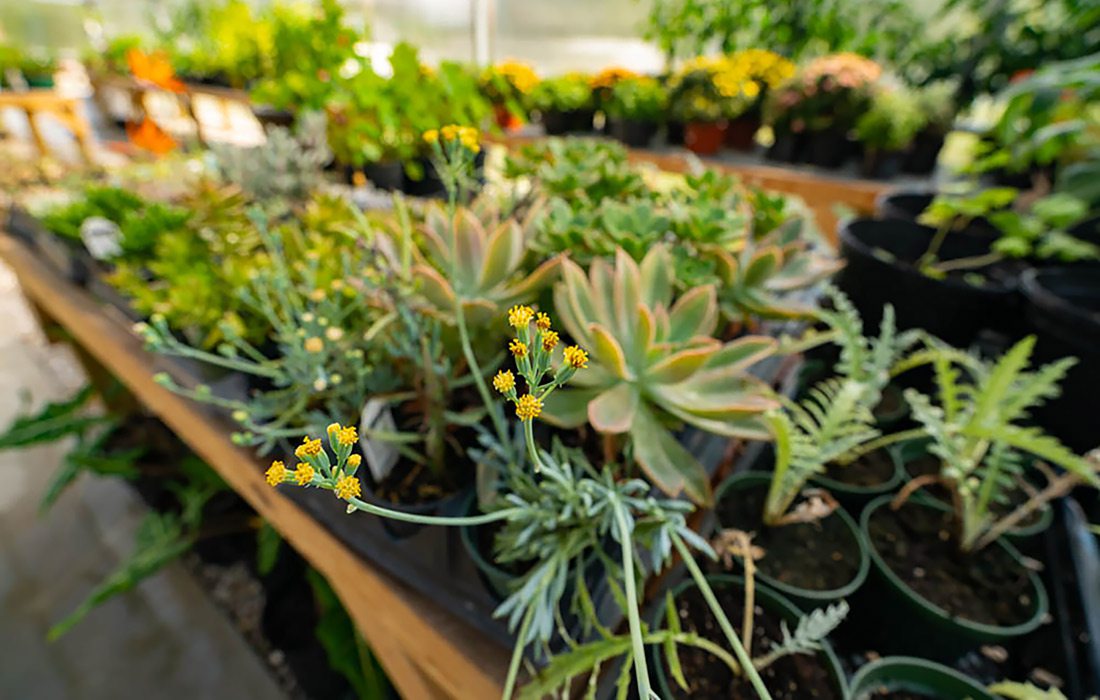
[493, 305, 588, 472]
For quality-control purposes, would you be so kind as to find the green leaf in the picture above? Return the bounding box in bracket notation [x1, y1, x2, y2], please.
[668, 286, 719, 341]
[630, 406, 711, 504]
[256, 521, 282, 576]
[663, 591, 688, 691]
[0, 385, 102, 449]
[587, 383, 639, 434]
[988, 681, 1068, 700]
[517, 636, 633, 700]
[588, 324, 632, 380]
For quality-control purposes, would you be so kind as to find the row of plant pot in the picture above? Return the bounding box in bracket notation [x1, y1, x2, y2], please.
[836, 209, 1100, 454]
[767, 124, 945, 177]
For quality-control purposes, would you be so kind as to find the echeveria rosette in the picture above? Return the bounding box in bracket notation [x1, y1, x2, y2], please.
[543, 246, 779, 503]
[414, 201, 561, 327]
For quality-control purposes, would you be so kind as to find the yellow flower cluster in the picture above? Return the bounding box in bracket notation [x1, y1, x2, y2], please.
[494, 60, 539, 94]
[328, 422, 359, 446]
[563, 345, 589, 369]
[590, 67, 638, 90]
[493, 369, 515, 393]
[295, 437, 323, 459]
[334, 475, 361, 500]
[304, 337, 324, 353]
[508, 304, 535, 328]
[266, 460, 287, 486]
[676, 50, 794, 101]
[509, 338, 528, 358]
[541, 330, 560, 352]
[295, 463, 315, 486]
[423, 125, 480, 153]
[515, 393, 543, 421]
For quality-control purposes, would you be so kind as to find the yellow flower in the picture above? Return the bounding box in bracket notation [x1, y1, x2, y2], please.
[422, 129, 439, 144]
[493, 370, 515, 393]
[309, 288, 326, 302]
[336, 425, 358, 447]
[265, 461, 287, 486]
[347, 453, 362, 468]
[515, 394, 543, 421]
[334, 475, 362, 500]
[563, 345, 589, 369]
[509, 339, 528, 358]
[327, 422, 341, 436]
[508, 304, 535, 328]
[326, 327, 344, 341]
[304, 337, 324, 353]
[535, 312, 552, 331]
[295, 437, 323, 459]
[295, 463, 315, 486]
[541, 330, 560, 352]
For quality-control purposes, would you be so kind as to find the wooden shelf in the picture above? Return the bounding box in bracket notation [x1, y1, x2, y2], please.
[0, 233, 509, 700]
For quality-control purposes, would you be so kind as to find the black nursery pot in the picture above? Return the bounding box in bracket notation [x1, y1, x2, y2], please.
[806, 127, 852, 169]
[848, 656, 997, 699]
[835, 217, 1021, 347]
[361, 160, 404, 191]
[766, 128, 804, 163]
[860, 149, 904, 180]
[1021, 268, 1100, 453]
[608, 117, 658, 148]
[541, 108, 595, 135]
[250, 104, 296, 131]
[402, 158, 447, 198]
[665, 119, 685, 146]
[902, 128, 946, 175]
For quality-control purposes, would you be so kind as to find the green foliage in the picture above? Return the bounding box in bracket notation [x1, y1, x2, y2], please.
[305, 569, 392, 700]
[256, 521, 282, 576]
[855, 86, 927, 151]
[900, 336, 1096, 551]
[603, 76, 668, 122]
[158, 0, 269, 87]
[212, 112, 331, 204]
[988, 682, 1068, 700]
[528, 73, 594, 114]
[543, 246, 778, 503]
[502, 138, 647, 206]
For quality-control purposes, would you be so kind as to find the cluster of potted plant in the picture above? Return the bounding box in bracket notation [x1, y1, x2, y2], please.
[0, 43, 57, 88]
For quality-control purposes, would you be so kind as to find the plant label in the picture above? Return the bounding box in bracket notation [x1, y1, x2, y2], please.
[359, 398, 399, 482]
[80, 216, 123, 260]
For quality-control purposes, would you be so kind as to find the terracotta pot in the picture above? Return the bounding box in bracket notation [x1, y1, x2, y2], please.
[684, 121, 725, 155]
[492, 104, 522, 131]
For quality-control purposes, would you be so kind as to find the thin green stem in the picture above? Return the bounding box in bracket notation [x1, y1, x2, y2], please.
[834, 427, 927, 466]
[501, 604, 536, 700]
[455, 301, 511, 445]
[611, 497, 652, 700]
[673, 534, 772, 700]
[344, 495, 522, 526]
[523, 421, 543, 473]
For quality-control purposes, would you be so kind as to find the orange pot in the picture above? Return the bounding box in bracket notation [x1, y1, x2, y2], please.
[684, 121, 726, 155]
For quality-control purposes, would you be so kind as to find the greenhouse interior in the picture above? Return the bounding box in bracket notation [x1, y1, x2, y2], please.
[0, 1, 1099, 699]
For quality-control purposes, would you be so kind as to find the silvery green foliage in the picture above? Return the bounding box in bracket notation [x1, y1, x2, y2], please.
[753, 601, 849, 670]
[213, 111, 331, 202]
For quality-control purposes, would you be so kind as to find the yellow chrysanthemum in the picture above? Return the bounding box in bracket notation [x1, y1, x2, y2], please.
[509, 339, 528, 358]
[304, 337, 324, 353]
[515, 394, 543, 421]
[295, 437, 323, 459]
[563, 345, 589, 369]
[493, 370, 516, 393]
[535, 312, 552, 331]
[541, 330, 560, 352]
[334, 475, 362, 500]
[423, 129, 439, 144]
[295, 463, 315, 486]
[266, 461, 287, 486]
[508, 305, 535, 328]
[347, 454, 362, 468]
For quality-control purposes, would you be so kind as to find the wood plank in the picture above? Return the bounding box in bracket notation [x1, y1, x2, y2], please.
[0, 233, 509, 700]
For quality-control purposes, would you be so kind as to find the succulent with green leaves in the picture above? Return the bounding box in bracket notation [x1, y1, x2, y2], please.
[544, 245, 778, 503]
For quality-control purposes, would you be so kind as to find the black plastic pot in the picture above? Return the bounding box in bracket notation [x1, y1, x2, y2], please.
[848, 656, 997, 699]
[713, 472, 870, 609]
[875, 189, 935, 221]
[541, 108, 594, 135]
[806, 127, 852, 169]
[401, 158, 447, 199]
[766, 128, 804, 163]
[809, 448, 906, 513]
[362, 160, 404, 191]
[608, 117, 658, 148]
[860, 149, 904, 180]
[902, 128, 946, 175]
[650, 574, 848, 699]
[665, 120, 685, 146]
[1020, 267, 1100, 453]
[836, 217, 1021, 347]
[250, 105, 296, 131]
[859, 494, 1048, 661]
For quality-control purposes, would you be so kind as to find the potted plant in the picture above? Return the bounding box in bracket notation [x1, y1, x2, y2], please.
[480, 60, 538, 130]
[848, 656, 997, 699]
[855, 85, 926, 179]
[603, 75, 667, 148]
[854, 337, 1099, 659]
[589, 66, 640, 133]
[903, 81, 956, 174]
[667, 57, 733, 155]
[720, 49, 796, 151]
[528, 72, 595, 134]
[791, 53, 881, 169]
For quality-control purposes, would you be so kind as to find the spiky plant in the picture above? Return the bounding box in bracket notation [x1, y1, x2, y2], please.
[544, 245, 778, 504]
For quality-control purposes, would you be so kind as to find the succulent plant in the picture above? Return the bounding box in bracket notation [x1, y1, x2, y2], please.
[544, 245, 778, 503]
[211, 111, 330, 203]
[413, 198, 561, 327]
[715, 218, 841, 323]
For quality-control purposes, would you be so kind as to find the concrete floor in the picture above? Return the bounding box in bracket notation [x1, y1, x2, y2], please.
[0, 260, 286, 700]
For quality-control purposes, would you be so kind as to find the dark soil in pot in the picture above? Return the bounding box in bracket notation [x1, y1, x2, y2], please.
[250, 105, 296, 131]
[362, 457, 471, 539]
[715, 476, 861, 593]
[836, 217, 1022, 347]
[662, 581, 843, 699]
[822, 449, 897, 488]
[866, 499, 1035, 626]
